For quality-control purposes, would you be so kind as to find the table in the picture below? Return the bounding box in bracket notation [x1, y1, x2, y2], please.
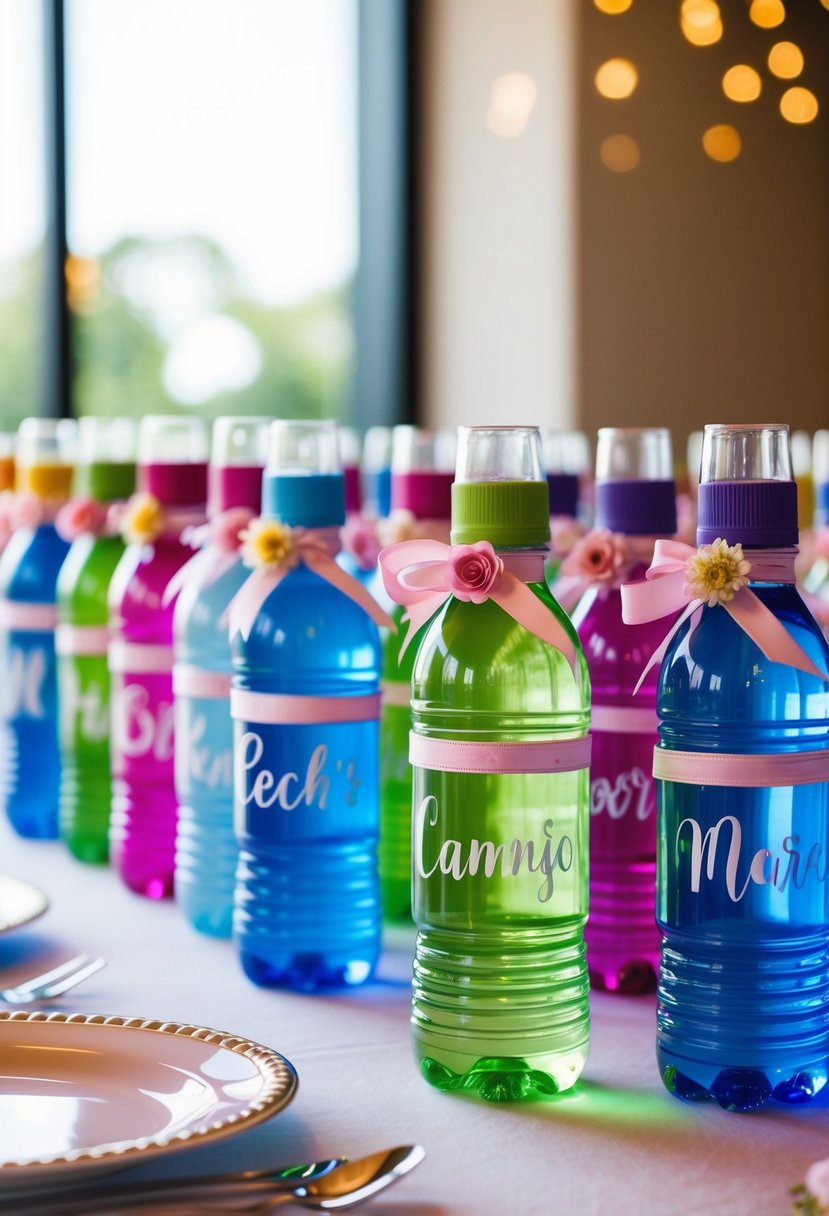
[1, 817, 827, 1216]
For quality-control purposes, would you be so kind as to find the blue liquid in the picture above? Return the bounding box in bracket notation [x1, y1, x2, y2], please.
[657, 582, 829, 1110]
[231, 562, 382, 991]
[0, 525, 70, 838]
[174, 556, 250, 938]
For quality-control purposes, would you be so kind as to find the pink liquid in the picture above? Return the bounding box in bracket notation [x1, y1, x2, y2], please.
[572, 571, 665, 994]
[108, 537, 193, 898]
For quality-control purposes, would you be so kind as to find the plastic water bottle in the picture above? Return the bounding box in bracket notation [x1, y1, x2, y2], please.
[654, 423, 829, 1111]
[407, 426, 591, 1101]
[362, 426, 392, 519]
[56, 417, 136, 863]
[173, 417, 269, 937]
[108, 416, 208, 898]
[804, 429, 829, 611]
[542, 429, 591, 584]
[380, 425, 453, 922]
[0, 419, 75, 838]
[232, 419, 383, 990]
[571, 428, 676, 994]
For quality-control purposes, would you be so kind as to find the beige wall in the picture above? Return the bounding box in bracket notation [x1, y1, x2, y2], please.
[420, 0, 575, 432]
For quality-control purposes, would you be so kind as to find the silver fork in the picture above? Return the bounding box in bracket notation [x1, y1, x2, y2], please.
[0, 953, 106, 1003]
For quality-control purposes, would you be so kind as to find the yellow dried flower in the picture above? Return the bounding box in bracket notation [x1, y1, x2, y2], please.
[122, 493, 165, 545]
[240, 518, 294, 569]
[685, 538, 751, 607]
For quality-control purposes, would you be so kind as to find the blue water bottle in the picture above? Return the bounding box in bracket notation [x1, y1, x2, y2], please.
[173, 417, 269, 938]
[650, 423, 829, 1111]
[231, 419, 385, 990]
[0, 419, 76, 838]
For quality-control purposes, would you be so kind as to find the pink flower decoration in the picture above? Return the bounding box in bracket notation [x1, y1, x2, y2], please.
[561, 527, 626, 583]
[805, 1158, 829, 1206]
[212, 507, 255, 554]
[341, 513, 381, 573]
[550, 515, 587, 557]
[447, 541, 503, 603]
[55, 497, 108, 542]
[11, 493, 45, 531]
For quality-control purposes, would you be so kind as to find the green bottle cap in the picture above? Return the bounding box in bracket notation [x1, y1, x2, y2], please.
[450, 427, 551, 547]
[75, 460, 137, 502]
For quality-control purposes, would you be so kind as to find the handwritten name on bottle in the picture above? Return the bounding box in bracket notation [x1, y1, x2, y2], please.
[113, 683, 174, 762]
[678, 815, 828, 901]
[590, 766, 653, 821]
[6, 645, 47, 720]
[61, 664, 109, 742]
[185, 710, 232, 790]
[236, 731, 362, 811]
[414, 795, 573, 903]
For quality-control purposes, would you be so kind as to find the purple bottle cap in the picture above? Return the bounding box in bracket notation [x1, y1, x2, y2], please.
[594, 428, 676, 536]
[547, 472, 581, 518]
[138, 416, 209, 507]
[207, 418, 269, 515]
[696, 423, 798, 547]
[391, 471, 454, 519]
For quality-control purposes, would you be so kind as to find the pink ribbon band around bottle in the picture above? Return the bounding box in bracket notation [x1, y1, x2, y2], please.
[591, 704, 659, 734]
[108, 640, 174, 675]
[378, 539, 577, 670]
[231, 688, 381, 725]
[409, 733, 592, 775]
[620, 541, 827, 693]
[653, 747, 829, 788]
[228, 526, 395, 642]
[173, 665, 232, 699]
[55, 624, 111, 657]
[0, 601, 58, 632]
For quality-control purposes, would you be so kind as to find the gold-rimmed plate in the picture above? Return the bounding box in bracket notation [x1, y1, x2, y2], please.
[0, 1011, 297, 1189]
[0, 876, 48, 935]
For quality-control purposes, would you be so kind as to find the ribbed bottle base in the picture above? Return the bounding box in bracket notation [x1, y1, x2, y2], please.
[234, 841, 381, 992]
[658, 929, 829, 1110]
[2, 725, 59, 839]
[412, 924, 589, 1101]
[586, 860, 659, 995]
[59, 762, 111, 864]
[110, 781, 177, 899]
[174, 799, 237, 939]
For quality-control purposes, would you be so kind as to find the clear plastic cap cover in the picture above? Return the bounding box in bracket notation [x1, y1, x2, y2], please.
[77, 416, 137, 465]
[542, 430, 591, 476]
[455, 426, 544, 483]
[687, 430, 703, 484]
[791, 430, 811, 478]
[700, 423, 792, 483]
[595, 427, 673, 482]
[268, 419, 341, 476]
[138, 415, 208, 465]
[338, 426, 361, 468]
[362, 426, 392, 473]
[17, 417, 77, 466]
[212, 417, 270, 468]
[0, 432, 16, 460]
[814, 430, 829, 485]
[392, 425, 457, 474]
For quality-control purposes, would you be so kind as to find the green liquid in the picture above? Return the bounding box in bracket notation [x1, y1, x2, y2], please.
[410, 578, 591, 1101]
[379, 603, 421, 923]
[57, 533, 126, 863]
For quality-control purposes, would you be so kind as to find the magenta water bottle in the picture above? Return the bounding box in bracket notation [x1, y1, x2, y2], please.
[570, 428, 677, 993]
[108, 416, 208, 898]
[380, 426, 454, 922]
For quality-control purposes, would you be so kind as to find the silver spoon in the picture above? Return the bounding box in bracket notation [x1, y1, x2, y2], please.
[22, 1146, 425, 1215]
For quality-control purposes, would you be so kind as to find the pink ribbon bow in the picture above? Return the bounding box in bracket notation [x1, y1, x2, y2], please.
[163, 508, 256, 608]
[378, 538, 578, 670]
[620, 538, 828, 694]
[229, 527, 395, 641]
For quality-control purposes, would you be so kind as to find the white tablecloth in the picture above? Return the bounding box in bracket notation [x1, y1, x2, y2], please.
[1, 817, 828, 1216]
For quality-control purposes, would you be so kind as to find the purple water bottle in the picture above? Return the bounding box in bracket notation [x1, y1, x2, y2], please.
[108, 416, 208, 898]
[570, 428, 677, 993]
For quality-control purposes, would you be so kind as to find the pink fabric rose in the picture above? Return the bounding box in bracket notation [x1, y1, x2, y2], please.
[447, 541, 503, 603]
[341, 513, 381, 573]
[561, 527, 626, 584]
[55, 497, 108, 542]
[805, 1158, 829, 1206]
[212, 507, 255, 554]
[550, 515, 586, 558]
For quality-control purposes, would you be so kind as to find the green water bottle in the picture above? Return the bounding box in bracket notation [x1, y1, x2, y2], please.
[56, 418, 136, 863]
[380, 425, 591, 1102]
